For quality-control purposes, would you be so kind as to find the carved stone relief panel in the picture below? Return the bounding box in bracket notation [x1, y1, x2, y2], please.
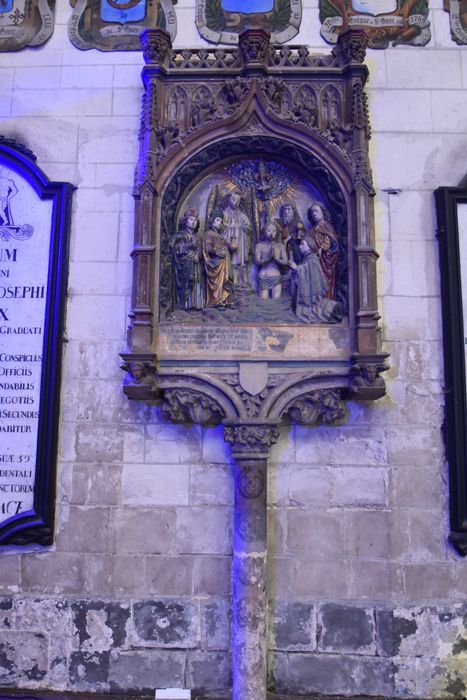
[0, 0, 55, 50]
[444, 0, 467, 43]
[68, 0, 176, 50]
[196, 0, 302, 44]
[319, 0, 431, 48]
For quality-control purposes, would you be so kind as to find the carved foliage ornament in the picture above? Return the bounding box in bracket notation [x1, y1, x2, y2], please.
[0, 0, 55, 50]
[68, 0, 177, 51]
[196, 0, 302, 45]
[444, 0, 467, 44]
[319, 0, 431, 48]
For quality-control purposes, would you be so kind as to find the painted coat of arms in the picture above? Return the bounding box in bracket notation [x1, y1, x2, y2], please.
[68, 0, 176, 51]
[444, 0, 467, 43]
[0, 0, 54, 51]
[196, 0, 302, 44]
[319, 0, 431, 48]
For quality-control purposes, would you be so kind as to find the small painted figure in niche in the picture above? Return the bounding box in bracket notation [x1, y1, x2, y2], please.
[307, 203, 339, 300]
[203, 209, 237, 307]
[170, 208, 203, 310]
[0, 167, 17, 227]
[221, 190, 252, 287]
[254, 222, 288, 300]
[289, 231, 341, 323]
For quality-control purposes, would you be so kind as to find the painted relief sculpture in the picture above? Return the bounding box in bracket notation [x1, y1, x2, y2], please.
[319, 0, 431, 48]
[196, 0, 302, 44]
[68, 0, 176, 50]
[444, 0, 467, 43]
[0, 0, 55, 50]
[122, 26, 388, 700]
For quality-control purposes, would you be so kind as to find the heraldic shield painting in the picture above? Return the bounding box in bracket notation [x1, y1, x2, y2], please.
[196, 0, 302, 44]
[68, 0, 176, 50]
[444, 0, 467, 43]
[319, 0, 431, 48]
[0, 0, 55, 51]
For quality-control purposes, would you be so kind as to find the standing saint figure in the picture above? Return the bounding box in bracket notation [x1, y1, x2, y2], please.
[203, 210, 237, 307]
[254, 222, 288, 300]
[222, 190, 252, 287]
[170, 208, 203, 311]
[307, 203, 339, 300]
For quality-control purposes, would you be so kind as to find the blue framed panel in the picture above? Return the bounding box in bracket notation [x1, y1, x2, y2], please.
[0, 136, 74, 545]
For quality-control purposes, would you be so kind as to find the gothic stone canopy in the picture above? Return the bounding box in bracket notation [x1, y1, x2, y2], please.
[121, 27, 388, 430]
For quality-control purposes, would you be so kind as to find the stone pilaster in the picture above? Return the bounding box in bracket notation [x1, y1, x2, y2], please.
[224, 422, 279, 700]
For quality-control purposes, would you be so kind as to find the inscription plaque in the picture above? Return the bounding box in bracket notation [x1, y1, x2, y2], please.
[0, 137, 73, 545]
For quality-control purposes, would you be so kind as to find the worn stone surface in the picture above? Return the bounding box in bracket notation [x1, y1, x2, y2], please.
[270, 600, 316, 651]
[72, 601, 130, 651]
[109, 650, 186, 692]
[187, 651, 231, 694]
[132, 599, 198, 648]
[0, 631, 48, 684]
[318, 604, 375, 654]
[201, 599, 231, 651]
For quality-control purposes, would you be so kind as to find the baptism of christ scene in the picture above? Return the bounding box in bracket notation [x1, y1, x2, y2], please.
[162, 159, 347, 326]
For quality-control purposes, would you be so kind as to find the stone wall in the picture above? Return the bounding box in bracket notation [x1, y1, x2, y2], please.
[1, 0, 467, 697]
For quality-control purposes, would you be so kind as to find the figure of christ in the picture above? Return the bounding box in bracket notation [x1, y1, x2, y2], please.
[203, 210, 238, 307]
[221, 190, 252, 287]
[170, 208, 204, 311]
[254, 222, 288, 300]
[307, 203, 339, 300]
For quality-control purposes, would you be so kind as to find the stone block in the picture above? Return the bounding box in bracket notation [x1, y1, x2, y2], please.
[56, 505, 110, 553]
[0, 557, 20, 594]
[267, 650, 288, 695]
[109, 650, 186, 692]
[270, 600, 316, 651]
[347, 510, 390, 558]
[333, 467, 387, 506]
[146, 556, 194, 596]
[66, 295, 127, 343]
[286, 509, 345, 558]
[290, 559, 350, 599]
[75, 422, 124, 462]
[268, 556, 294, 598]
[0, 631, 48, 683]
[61, 65, 113, 89]
[77, 116, 138, 165]
[187, 650, 231, 694]
[132, 599, 198, 648]
[386, 426, 442, 466]
[0, 598, 13, 628]
[72, 600, 130, 651]
[287, 653, 360, 696]
[349, 561, 404, 601]
[295, 425, 386, 466]
[386, 50, 462, 89]
[122, 426, 145, 463]
[383, 295, 442, 343]
[110, 554, 146, 596]
[15, 66, 61, 89]
[287, 467, 332, 507]
[14, 599, 70, 635]
[201, 598, 231, 650]
[22, 553, 86, 594]
[201, 425, 232, 464]
[122, 463, 190, 506]
[145, 424, 202, 464]
[404, 563, 456, 602]
[72, 211, 119, 261]
[111, 507, 176, 554]
[72, 463, 122, 505]
[190, 465, 234, 506]
[113, 88, 142, 117]
[82, 554, 113, 596]
[370, 89, 432, 133]
[193, 556, 231, 596]
[408, 509, 447, 561]
[391, 466, 445, 507]
[318, 603, 375, 654]
[69, 650, 109, 688]
[176, 507, 232, 555]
